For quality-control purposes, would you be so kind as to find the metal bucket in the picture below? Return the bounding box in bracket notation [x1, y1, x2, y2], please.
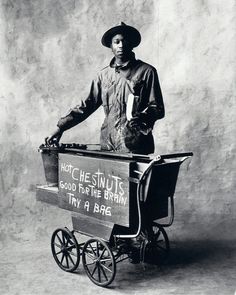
[39, 145, 58, 186]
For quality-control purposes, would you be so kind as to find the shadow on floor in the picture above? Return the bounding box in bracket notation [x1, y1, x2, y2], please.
[112, 239, 236, 290]
[166, 239, 234, 265]
[55, 239, 236, 292]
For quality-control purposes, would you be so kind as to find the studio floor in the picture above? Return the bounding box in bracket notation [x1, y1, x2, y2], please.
[0, 238, 235, 295]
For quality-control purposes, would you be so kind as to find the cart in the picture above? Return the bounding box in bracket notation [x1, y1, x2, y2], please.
[36, 144, 193, 287]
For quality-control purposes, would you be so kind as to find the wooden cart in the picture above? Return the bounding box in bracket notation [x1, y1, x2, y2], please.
[36, 144, 193, 287]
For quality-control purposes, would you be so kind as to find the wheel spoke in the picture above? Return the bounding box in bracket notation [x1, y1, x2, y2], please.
[100, 258, 112, 263]
[97, 264, 101, 282]
[89, 243, 97, 257]
[65, 254, 69, 268]
[85, 252, 96, 261]
[60, 253, 65, 264]
[62, 232, 66, 246]
[156, 239, 164, 243]
[154, 230, 161, 239]
[100, 264, 108, 281]
[55, 249, 63, 255]
[91, 264, 98, 276]
[53, 242, 62, 249]
[98, 247, 106, 260]
[100, 263, 112, 273]
[155, 244, 167, 251]
[67, 250, 77, 257]
[65, 237, 70, 247]
[56, 233, 63, 246]
[67, 253, 75, 266]
[65, 235, 74, 248]
[66, 244, 75, 251]
[85, 261, 96, 266]
[96, 242, 99, 257]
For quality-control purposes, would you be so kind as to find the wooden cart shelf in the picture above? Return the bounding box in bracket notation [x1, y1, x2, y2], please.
[36, 185, 58, 206]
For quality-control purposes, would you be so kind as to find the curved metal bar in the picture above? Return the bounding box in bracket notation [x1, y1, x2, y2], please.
[115, 155, 162, 239]
[154, 195, 175, 227]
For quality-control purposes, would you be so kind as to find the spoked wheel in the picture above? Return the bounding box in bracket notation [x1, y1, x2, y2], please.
[82, 238, 116, 287]
[51, 227, 80, 272]
[145, 224, 170, 264]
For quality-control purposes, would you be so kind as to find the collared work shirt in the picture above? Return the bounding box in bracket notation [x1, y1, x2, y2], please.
[57, 54, 164, 154]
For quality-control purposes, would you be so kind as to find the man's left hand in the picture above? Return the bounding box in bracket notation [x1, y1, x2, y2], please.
[128, 113, 147, 128]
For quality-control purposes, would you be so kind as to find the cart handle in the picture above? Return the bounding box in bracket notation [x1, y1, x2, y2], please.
[115, 153, 191, 238]
[115, 155, 162, 239]
[159, 152, 193, 159]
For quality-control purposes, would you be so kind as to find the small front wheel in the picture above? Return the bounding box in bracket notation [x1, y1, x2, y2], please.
[82, 238, 116, 287]
[51, 227, 80, 272]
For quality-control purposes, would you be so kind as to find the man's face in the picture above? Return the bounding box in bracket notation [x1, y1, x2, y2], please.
[110, 34, 133, 60]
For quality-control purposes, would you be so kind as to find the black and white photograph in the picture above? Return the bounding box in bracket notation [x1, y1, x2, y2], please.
[0, 0, 235, 294]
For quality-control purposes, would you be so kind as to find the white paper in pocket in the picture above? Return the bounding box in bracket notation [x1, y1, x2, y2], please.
[126, 93, 135, 121]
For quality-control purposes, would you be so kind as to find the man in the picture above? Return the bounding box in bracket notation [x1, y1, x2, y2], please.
[46, 22, 164, 154]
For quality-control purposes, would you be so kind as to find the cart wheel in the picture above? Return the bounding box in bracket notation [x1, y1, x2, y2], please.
[82, 238, 116, 287]
[51, 227, 80, 272]
[145, 224, 170, 264]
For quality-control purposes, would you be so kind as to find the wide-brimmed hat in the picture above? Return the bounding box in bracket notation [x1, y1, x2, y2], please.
[101, 22, 141, 48]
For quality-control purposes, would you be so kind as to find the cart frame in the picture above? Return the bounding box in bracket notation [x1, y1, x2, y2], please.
[36, 147, 193, 287]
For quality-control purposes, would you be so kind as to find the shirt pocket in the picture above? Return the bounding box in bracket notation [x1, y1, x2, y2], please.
[130, 78, 145, 96]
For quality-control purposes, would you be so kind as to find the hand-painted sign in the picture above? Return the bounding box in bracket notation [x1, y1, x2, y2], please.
[58, 153, 131, 226]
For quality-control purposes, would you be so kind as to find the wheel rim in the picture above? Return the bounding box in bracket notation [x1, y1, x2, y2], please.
[51, 228, 80, 272]
[145, 225, 170, 264]
[82, 238, 116, 287]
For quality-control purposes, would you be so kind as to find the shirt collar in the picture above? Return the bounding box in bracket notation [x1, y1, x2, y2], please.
[110, 52, 136, 69]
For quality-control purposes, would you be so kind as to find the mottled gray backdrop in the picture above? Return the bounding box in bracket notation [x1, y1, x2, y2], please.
[0, 0, 235, 252]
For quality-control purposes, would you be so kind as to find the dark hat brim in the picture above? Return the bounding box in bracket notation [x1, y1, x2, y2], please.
[101, 24, 141, 48]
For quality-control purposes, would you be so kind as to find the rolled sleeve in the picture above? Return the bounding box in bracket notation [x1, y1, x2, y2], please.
[142, 68, 165, 127]
[57, 76, 102, 131]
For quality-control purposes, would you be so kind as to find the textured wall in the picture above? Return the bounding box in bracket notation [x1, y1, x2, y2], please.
[0, 0, 235, 249]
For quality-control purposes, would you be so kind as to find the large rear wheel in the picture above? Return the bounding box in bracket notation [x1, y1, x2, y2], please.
[145, 224, 170, 264]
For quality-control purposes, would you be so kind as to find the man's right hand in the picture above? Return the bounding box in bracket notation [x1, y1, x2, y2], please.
[45, 127, 63, 146]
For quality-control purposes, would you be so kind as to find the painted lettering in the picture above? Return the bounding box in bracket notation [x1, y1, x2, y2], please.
[60, 181, 76, 191]
[84, 201, 90, 211]
[93, 203, 111, 216]
[72, 168, 79, 180]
